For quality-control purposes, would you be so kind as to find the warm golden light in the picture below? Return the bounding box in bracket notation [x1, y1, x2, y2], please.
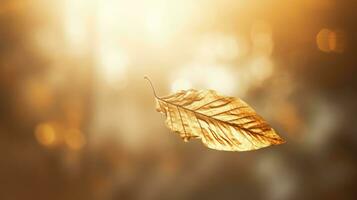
[65, 129, 86, 150]
[204, 66, 235, 95]
[63, 0, 92, 53]
[145, 9, 168, 41]
[316, 28, 345, 53]
[24, 80, 54, 112]
[2, 0, 353, 199]
[316, 29, 331, 52]
[171, 79, 192, 92]
[35, 123, 57, 147]
[251, 21, 273, 56]
[196, 34, 243, 62]
[98, 46, 129, 86]
[172, 63, 236, 95]
[249, 57, 273, 82]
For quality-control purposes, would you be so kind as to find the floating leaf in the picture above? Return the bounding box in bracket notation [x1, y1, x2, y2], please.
[145, 77, 285, 151]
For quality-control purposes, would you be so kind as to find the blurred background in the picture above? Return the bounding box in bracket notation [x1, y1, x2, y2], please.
[1, 0, 357, 199]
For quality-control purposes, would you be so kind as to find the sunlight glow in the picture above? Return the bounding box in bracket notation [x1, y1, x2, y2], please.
[172, 63, 236, 95]
[197, 34, 244, 62]
[98, 46, 128, 85]
[64, 0, 92, 52]
[146, 8, 169, 41]
[144, 1, 194, 43]
[171, 79, 192, 92]
[204, 66, 235, 95]
[249, 57, 273, 82]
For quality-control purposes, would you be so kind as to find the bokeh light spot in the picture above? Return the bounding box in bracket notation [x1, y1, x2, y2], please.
[316, 29, 331, 52]
[316, 28, 346, 53]
[65, 129, 86, 150]
[35, 123, 57, 147]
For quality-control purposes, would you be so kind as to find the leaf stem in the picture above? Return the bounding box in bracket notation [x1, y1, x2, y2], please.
[144, 76, 158, 98]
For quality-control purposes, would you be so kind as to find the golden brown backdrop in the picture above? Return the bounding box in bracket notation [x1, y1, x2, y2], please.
[1, 0, 356, 199]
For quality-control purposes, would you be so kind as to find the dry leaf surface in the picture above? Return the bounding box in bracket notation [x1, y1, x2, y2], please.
[146, 77, 285, 151]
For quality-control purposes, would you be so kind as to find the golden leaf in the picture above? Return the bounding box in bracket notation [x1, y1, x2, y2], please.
[145, 77, 285, 151]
